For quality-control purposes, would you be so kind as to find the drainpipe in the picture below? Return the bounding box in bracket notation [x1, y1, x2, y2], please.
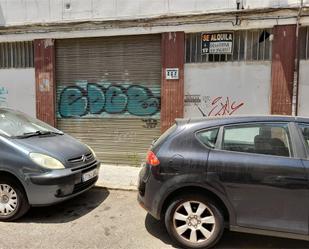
[293, 0, 303, 116]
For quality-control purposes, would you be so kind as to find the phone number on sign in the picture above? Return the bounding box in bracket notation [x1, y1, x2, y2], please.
[209, 42, 232, 53]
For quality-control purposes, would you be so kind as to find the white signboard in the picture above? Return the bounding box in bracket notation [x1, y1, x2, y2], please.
[165, 68, 179, 80]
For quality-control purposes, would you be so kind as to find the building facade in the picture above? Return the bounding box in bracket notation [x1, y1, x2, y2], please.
[0, 0, 309, 165]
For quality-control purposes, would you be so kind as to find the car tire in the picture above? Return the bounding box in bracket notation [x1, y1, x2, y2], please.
[165, 194, 224, 249]
[0, 176, 30, 221]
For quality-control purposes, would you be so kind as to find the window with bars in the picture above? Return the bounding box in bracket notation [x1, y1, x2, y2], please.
[300, 26, 309, 60]
[186, 29, 272, 63]
[0, 41, 34, 68]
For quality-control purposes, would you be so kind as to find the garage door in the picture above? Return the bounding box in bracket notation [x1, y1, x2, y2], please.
[56, 35, 161, 165]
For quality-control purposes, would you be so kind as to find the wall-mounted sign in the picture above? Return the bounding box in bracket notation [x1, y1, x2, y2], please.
[166, 68, 179, 80]
[201, 32, 233, 54]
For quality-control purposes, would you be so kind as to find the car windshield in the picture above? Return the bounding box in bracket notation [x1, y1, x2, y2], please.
[0, 109, 63, 138]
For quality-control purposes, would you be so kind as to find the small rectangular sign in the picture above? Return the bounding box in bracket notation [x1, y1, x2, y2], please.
[166, 68, 179, 80]
[201, 32, 233, 54]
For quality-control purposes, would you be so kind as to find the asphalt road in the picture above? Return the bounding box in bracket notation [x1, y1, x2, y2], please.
[0, 188, 308, 249]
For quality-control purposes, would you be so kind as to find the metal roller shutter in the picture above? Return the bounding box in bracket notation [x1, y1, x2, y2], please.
[55, 35, 161, 165]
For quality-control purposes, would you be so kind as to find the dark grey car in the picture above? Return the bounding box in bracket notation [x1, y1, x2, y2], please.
[0, 108, 100, 221]
[138, 116, 309, 249]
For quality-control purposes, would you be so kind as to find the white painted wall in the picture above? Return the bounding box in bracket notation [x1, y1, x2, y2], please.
[0, 0, 304, 27]
[184, 62, 271, 118]
[298, 60, 309, 117]
[0, 69, 36, 117]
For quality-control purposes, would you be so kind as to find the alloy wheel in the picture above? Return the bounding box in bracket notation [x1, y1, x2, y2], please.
[173, 200, 216, 244]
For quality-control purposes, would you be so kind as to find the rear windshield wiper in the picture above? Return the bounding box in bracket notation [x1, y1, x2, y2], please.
[15, 131, 63, 138]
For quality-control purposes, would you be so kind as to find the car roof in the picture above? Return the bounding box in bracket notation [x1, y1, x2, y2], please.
[176, 115, 309, 130]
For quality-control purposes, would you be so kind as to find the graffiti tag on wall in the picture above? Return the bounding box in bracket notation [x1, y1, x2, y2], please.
[58, 81, 160, 118]
[0, 87, 8, 107]
[208, 97, 244, 116]
[142, 119, 158, 129]
[185, 94, 244, 117]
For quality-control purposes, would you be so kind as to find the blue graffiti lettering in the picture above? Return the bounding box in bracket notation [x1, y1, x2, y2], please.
[58, 83, 160, 118]
[105, 86, 128, 114]
[87, 84, 105, 114]
[127, 86, 159, 116]
[59, 87, 87, 117]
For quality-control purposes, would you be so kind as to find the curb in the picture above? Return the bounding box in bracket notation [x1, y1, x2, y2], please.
[96, 164, 140, 191]
[95, 183, 138, 192]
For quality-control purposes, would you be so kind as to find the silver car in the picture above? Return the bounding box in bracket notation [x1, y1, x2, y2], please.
[0, 108, 100, 221]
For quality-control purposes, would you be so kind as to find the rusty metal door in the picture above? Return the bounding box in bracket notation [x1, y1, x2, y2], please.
[55, 35, 161, 165]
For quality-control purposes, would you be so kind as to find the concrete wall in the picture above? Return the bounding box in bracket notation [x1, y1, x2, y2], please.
[184, 62, 271, 118]
[298, 60, 309, 117]
[0, 0, 303, 26]
[0, 69, 35, 117]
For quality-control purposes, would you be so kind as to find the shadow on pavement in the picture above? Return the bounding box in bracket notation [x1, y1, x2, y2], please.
[17, 187, 109, 224]
[144, 213, 178, 248]
[145, 214, 309, 249]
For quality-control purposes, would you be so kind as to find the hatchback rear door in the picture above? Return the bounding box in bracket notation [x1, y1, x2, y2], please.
[207, 122, 308, 235]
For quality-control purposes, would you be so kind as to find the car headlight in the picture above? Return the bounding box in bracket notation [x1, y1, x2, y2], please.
[86, 144, 96, 158]
[29, 153, 65, 169]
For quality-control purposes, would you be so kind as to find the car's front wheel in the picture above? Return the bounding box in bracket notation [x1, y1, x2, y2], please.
[165, 194, 224, 249]
[0, 177, 30, 221]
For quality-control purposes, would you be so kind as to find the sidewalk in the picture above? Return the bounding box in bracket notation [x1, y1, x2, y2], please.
[96, 164, 141, 191]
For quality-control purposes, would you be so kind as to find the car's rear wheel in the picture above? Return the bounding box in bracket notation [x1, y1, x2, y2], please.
[0, 177, 29, 221]
[165, 195, 224, 249]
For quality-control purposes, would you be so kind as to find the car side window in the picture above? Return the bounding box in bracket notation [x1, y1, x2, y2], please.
[196, 128, 219, 149]
[222, 123, 291, 157]
[298, 123, 309, 149]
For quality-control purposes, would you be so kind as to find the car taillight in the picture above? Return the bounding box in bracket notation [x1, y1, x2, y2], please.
[146, 151, 160, 166]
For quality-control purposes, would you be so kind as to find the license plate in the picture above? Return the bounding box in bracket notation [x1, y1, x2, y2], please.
[82, 168, 98, 182]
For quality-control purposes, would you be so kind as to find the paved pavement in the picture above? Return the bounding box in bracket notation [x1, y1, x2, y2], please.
[0, 188, 308, 249]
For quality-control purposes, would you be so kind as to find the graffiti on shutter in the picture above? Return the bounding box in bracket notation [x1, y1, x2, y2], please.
[57, 81, 160, 119]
